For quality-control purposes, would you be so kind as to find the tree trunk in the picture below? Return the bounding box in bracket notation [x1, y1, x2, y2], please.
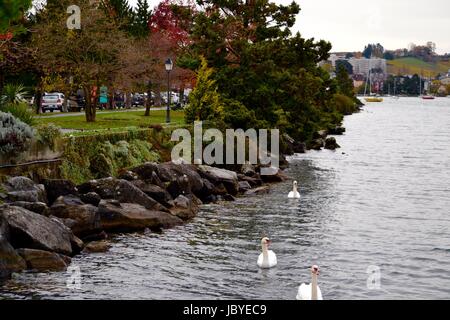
[84, 86, 96, 122]
[179, 85, 185, 107]
[144, 82, 152, 116]
[155, 84, 161, 107]
[126, 91, 131, 109]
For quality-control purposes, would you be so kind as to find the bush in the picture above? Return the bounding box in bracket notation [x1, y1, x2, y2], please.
[36, 123, 62, 150]
[333, 93, 357, 115]
[0, 111, 34, 154]
[0, 83, 28, 105]
[185, 57, 224, 124]
[1, 102, 35, 126]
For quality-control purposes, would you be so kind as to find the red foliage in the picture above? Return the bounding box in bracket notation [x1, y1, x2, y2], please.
[0, 32, 13, 41]
[149, 0, 196, 48]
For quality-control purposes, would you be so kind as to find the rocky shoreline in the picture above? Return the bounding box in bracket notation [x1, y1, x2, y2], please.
[0, 161, 287, 279]
[0, 125, 347, 280]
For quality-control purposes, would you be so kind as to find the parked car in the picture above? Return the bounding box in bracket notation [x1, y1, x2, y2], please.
[132, 93, 145, 107]
[41, 93, 65, 112]
[66, 94, 85, 112]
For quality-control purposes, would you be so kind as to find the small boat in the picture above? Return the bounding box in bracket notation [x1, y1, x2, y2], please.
[422, 95, 435, 100]
[365, 97, 383, 102]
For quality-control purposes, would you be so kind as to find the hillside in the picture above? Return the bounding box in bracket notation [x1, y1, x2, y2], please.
[387, 57, 450, 77]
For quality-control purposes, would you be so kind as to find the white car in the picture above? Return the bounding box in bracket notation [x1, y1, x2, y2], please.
[41, 93, 65, 112]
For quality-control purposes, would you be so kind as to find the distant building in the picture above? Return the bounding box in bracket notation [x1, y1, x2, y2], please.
[348, 58, 387, 76]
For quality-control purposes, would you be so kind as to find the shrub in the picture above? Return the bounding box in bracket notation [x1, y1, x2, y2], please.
[0, 83, 28, 105]
[1, 102, 35, 126]
[333, 93, 357, 115]
[36, 123, 62, 150]
[185, 57, 224, 124]
[0, 111, 34, 154]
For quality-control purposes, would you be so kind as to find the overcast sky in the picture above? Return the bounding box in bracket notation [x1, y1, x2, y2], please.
[128, 0, 450, 54]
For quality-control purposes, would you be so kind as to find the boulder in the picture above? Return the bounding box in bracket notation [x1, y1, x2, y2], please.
[80, 192, 101, 207]
[167, 175, 191, 198]
[82, 240, 110, 253]
[98, 200, 183, 232]
[44, 179, 79, 204]
[310, 138, 325, 150]
[237, 174, 263, 187]
[0, 217, 26, 279]
[238, 181, 252, 193]
[117, 170, 139, 181]
[245, 186, 270, 195]
[199, 178, 214, 196]
[0, 205, 73, 256]
[131, 162, 159, 180]
[2, 176, 47, 203]
[131, 181, 173, 208]
[169, 195, 199, 220]
[241, 162, 256, 177]
[198, 165, 239, 195]
[9, 201, 49, 216]
[49, 195, 101, 237]
[260, 167, 288, 183]
[158, 162, 204, 195]
[324, 137, 341, 150]
[328, 126, 346, 135]
[16, 248, 69, 272]
[78, 178, 168, 212]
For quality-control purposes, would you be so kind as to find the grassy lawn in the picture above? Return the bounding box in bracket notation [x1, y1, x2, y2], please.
[35, 110, 185, 131]
[388, 58, 450, 77]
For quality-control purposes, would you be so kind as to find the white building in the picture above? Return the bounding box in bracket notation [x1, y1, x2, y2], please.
[348, 58, 387, 76]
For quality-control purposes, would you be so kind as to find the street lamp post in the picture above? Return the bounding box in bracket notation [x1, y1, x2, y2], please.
[165, 58, 173, 123]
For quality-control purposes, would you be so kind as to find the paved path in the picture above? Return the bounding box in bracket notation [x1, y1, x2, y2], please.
[38, 107, 167, 118]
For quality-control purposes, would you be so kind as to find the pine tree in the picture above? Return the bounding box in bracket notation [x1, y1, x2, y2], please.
[131, 0, 151, 38]
[101, 0, 134, 32]
[185, 57, 224, 124]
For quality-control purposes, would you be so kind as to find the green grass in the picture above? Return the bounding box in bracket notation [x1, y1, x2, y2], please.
[388, 57, 450, 77]
[35, 110, 185, 131]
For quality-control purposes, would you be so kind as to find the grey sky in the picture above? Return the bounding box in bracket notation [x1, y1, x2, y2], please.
[131, 0, 450, 54]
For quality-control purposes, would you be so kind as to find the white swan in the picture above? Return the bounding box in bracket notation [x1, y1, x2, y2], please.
[288, 181, 301, 199]
[257, 237, 277, 269]
[296, 265, 323, 300]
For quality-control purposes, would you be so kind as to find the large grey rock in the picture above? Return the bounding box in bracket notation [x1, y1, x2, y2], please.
[78, 178, 167, 212]
[44, 179, 79, 204]
[131, 181, 173, 208]
[49, 195, 100, 237]
[80, 192, 101, 207]
[167, 175, 192, 198]
[325, 137, 341, 150]
[0, 205, 73, 256]
[16, 248, 69, 272]
[98, 200, 183, 232]
[2, 176, 47, 203]
[0, 216, 26, 279]
[82, 240, 110, 253]
[197, 165, 239, 195]
[169, 195, 199, 220]
[10, 201, 49, 216]
[238, 181, 252, 193]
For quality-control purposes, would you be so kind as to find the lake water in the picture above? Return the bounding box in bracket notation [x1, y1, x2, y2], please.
[1, 97, 450, 300]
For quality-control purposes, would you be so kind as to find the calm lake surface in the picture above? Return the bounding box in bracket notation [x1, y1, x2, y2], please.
[1, 97, 450, 300]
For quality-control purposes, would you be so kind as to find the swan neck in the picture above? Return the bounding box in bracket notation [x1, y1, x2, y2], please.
[311, 274, 318, 300]
[262, 244, 269, 261]
[293, 184, 297, 193]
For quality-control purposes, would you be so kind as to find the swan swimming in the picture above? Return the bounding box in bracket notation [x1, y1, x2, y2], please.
[288, 181, 301, 199]
[257, 237, 277, 269]
[296, 265, 323, 300]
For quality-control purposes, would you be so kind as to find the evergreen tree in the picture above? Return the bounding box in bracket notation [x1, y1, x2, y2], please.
[185, 57, 224, 124]
[131, 0, 152, 38]
[101, 0, 134, 32]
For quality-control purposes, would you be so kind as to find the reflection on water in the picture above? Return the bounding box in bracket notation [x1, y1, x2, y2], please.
[1, 97, 450, 300]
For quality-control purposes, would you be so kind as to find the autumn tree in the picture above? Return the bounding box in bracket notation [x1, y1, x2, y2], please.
[32, 0, 131, 122]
